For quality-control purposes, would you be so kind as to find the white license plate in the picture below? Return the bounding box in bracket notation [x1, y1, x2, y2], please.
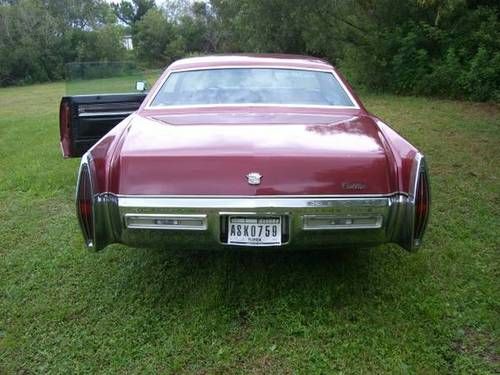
[227, 216, 282, 246]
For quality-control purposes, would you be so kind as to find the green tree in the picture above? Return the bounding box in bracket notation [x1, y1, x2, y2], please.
[135, 8, 176, 66]
[176, 1, 219, 53]
[76, 24, 127, 62]
[0, 0, 60, 84]
[0, 0, 127, 85]
[112, 0, 155, 27]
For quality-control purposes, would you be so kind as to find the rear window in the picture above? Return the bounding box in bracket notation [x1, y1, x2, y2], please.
[150, 68, 355, 107]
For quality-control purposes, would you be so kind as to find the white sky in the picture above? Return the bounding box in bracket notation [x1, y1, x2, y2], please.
[104, 0, 193, 4]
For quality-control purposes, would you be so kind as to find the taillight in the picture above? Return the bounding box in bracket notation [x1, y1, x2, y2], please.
[59, 100, 72, 157]
[414, 170, 430, 243]
[77, 164, 94, 247]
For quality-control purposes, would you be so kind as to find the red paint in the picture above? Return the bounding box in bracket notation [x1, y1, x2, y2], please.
[88, 55, 420, 196]
[59, 100, 72, 157]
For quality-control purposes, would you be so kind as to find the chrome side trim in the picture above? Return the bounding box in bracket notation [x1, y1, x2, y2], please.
[78, 111, 134, 118]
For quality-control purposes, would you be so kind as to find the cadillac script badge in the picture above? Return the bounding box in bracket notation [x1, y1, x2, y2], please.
[246, 172, 262, 185]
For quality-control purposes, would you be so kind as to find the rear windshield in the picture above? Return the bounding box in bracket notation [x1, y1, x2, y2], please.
[150, 68, 355, 107]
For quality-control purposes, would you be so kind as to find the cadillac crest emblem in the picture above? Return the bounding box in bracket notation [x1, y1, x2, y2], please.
[246, 172, 262, 185]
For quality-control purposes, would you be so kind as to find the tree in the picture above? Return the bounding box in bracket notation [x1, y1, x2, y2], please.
[42, 0, 114, 29]
[175, 1, 219, 52]
[0, 0, 498, 100]
[0, 0, 127, 85]
[135, 8, 176, 66]
[0, 0, 60, 84]
[112, 0, 155, 27]
[76, 24, 127, 62]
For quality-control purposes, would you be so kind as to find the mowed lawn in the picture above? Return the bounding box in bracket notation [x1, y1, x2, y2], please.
[0, 81, 499, 374]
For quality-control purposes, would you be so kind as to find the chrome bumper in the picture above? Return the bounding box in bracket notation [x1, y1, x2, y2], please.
[89, 193, 417, 251]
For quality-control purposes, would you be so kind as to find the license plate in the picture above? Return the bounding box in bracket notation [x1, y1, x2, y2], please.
[227, 216, 282, 246]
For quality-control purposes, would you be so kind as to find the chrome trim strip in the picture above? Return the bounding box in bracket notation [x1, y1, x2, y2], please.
[171, 65, 333, 73]
[118, 192, 407, 200]
[218, 211, 291, 216]
[68, 93, 146, 98]
[302, 214, 383, 230]
[117, 195, 393, 209]
[147, 104, 358, 110]
[124, 213, 207, 230]
[78, 111, 134, 117]
[144, 65, 361, 110]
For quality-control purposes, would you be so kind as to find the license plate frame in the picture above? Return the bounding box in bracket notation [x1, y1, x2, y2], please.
[226, 216, 282, 246]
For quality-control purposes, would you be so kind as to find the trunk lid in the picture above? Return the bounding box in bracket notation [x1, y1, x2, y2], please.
[112, 111, 396, 195]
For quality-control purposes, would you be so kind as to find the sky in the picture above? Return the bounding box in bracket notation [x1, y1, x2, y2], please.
[104, 0, 193, 4]
[105, 0, 166, 5]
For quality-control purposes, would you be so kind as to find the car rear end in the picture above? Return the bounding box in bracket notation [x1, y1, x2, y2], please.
[76, 152, 430, 251]
[73, 55, 430, 252]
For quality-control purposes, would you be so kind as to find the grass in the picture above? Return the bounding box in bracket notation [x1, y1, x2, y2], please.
[65, 71, 162, 95]
[0, 80, 499, 374]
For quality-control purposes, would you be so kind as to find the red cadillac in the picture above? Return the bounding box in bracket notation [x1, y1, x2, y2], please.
[60, 55, 430, 251]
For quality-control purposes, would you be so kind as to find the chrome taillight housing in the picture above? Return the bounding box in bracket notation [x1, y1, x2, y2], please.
[414, 170, 430, 243]
[410, 154, 430, 249]
[76, 159, 94, 247]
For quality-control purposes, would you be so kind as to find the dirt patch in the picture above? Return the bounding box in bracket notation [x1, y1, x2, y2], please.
[453, 327, 499, 369]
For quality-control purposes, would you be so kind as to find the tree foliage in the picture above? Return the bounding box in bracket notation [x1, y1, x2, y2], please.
[0, 0, 498, 100]
[211, 0, 500, 101]
[0, 0, 126, 85]
[112, 0, 155, 27]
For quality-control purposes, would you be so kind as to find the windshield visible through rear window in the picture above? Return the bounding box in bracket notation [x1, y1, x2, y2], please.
[149, 68, 355, 107]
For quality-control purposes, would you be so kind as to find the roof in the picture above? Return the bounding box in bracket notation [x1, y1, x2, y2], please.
[168, 54, 333, 71]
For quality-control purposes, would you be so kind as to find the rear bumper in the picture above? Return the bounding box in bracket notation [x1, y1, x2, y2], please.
[87, 193, 417, 251]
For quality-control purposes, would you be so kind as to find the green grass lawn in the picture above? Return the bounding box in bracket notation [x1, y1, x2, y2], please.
[65, 70, 162, 95]
[0, 81, 499, 374]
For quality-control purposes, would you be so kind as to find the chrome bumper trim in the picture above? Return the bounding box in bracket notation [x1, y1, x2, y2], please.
[87, 193, 417, 251]
[302, 214, 384, 230]
[124, 213, 208, 230]
[118, 195, 393, 209]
